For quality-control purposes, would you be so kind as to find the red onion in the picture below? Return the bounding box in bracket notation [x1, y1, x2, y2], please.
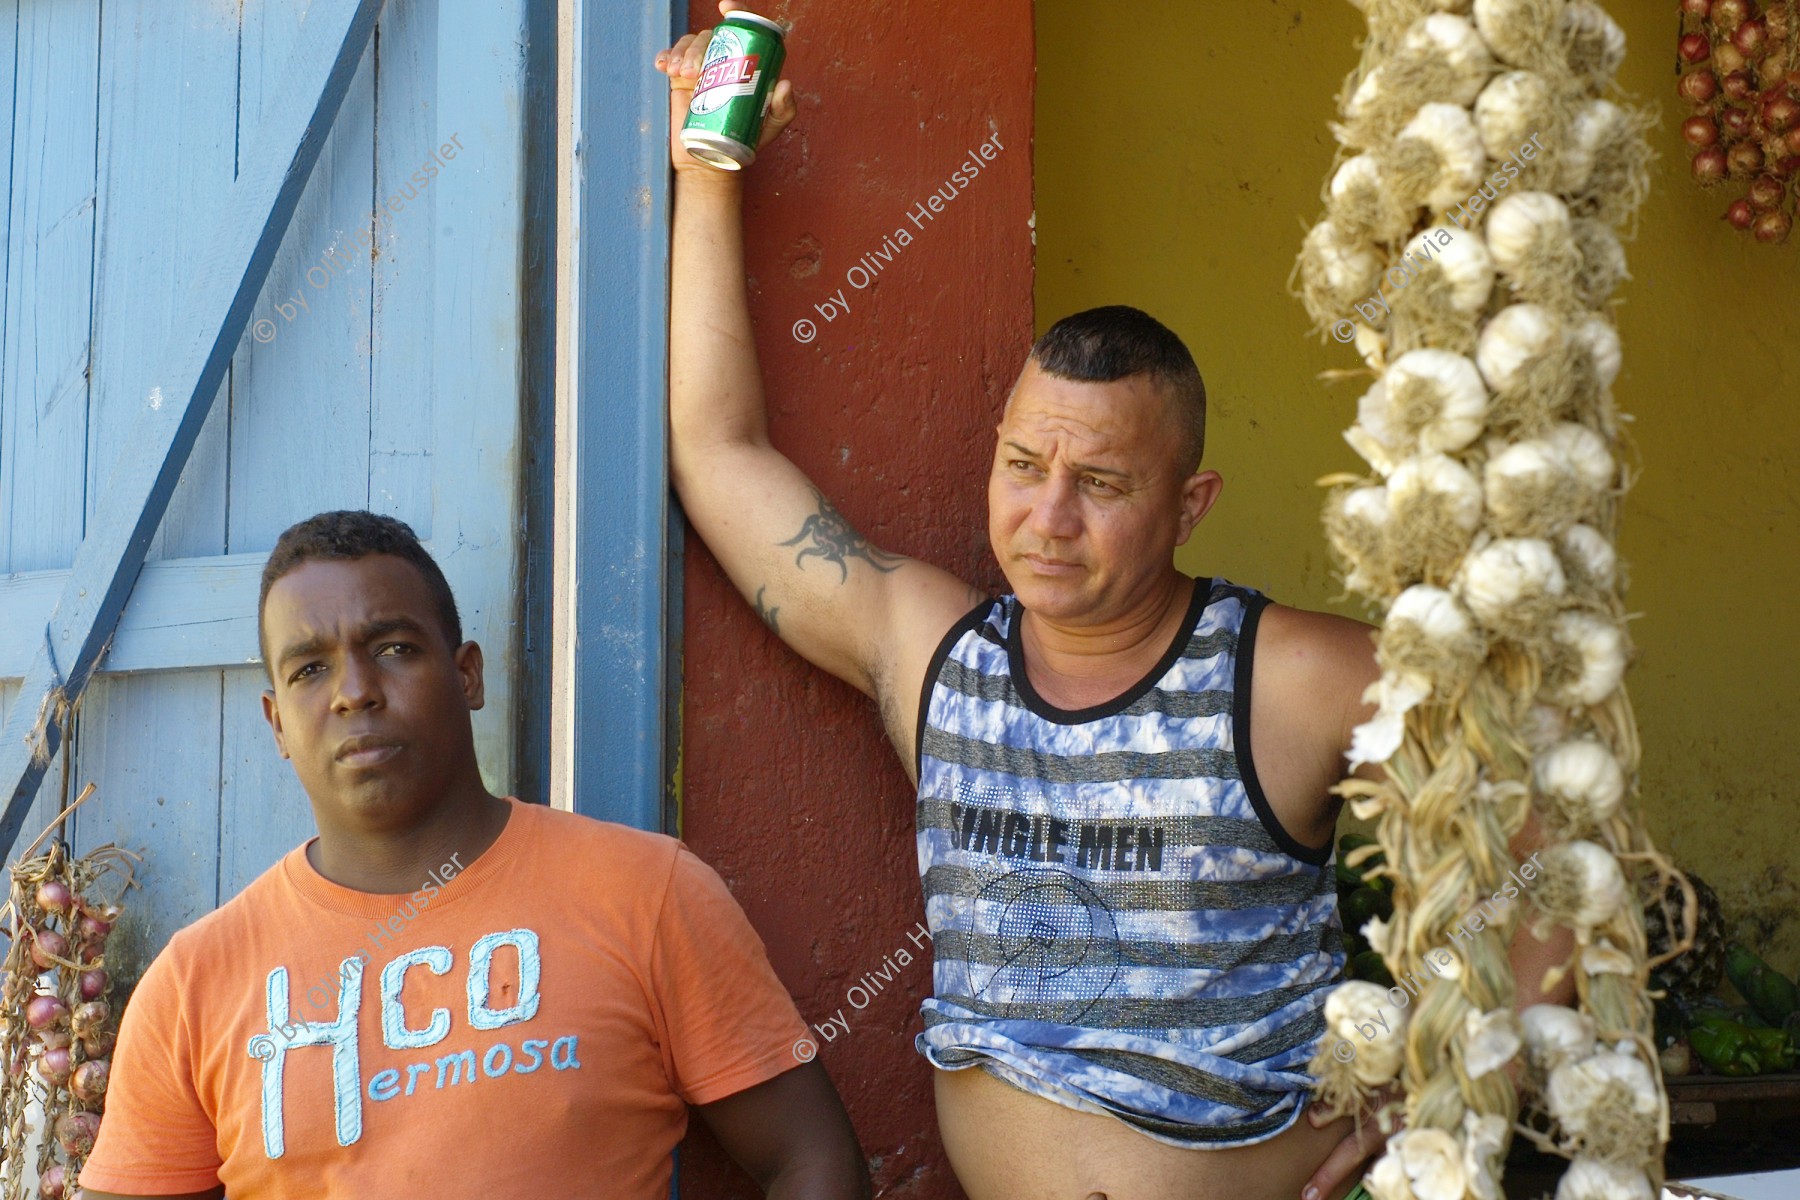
[1694, 146, 1731, 181]
[1721, 105, 1756, 136]
[29, 927, 69, 970]
[1764, 90, 1800, 131]
[1734, 18, 1769, 57]
[52, 1111, 100, 1155]
[1681, 32, 1714, 63]
[1729, 140, 1767, 175]
[1773, 153, 1800, 178]
[1684, 0, 1714, 15]
[70, 1056, 108, 1103]
[1769, 3, 1795, 38]
[76, 912, 112, 941]
[1713, 0, 1755, 33]
[79, 1028, 116, 1058]
[1718, 42, 1750, 72]
[1684, 115, 1722, 146]
[25, 994, 68, 1030]
[34, 880, 73, 916]
[1680, 69, 1720, 103]
[1748, 173, 1787, 207]
[1753, 207, 1794, 242]
[38, 1164, 64, 1200]
[78, 967, 108, 999]
[70, 999, 109, 1035]
[1724, 69, 1757, 99]
[36, 1046, 71, 1085]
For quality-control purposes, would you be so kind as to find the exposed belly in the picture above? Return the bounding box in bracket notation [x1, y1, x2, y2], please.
[934, 1063, 1362, 1200]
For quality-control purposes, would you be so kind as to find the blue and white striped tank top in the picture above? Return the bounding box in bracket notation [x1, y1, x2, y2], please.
[912, 576, 1345, 1148]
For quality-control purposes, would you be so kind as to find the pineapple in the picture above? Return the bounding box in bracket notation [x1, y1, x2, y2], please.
[1641, 870, 1727, 1005]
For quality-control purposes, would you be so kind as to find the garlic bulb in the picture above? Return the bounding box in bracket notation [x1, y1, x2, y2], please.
[1388, 453, 1485, 541]
[1463, 1008, 1522, 1079]
[1474, 303, 1561, 393]
[1326, 980, 1407, 1084]
[1368, 1128, 1467, 1200]
[1485, 191, 1573, 280]
[1545, 421, 1615, 494]
[1346, 66, 1387, 123]
[1573, 218, 1629, 306]
[1394, 103, 1488, 211]
[1536, 840, 1629, 934]
[1555, 1159, 1654, 1200]
[1474, 70, 1553, 161]
[1559, 523, 1616, 591]
[1402, 13, 1497, 105]
[1386, 349, 1490, 454]
[1534, 739, 1626, 825]
[1521, 1004, 1597, 1075]
[1462, 1111, 1510, 1200]
[1546, 1047, 1660, 1142]
[1558, 100, 1628, 195]
[1548, 611, 1628, 706]
[1331, 154, 1415, 244]
[1457, 537, 1566, 626]
[1569, 312, 1622, 392]
[1563, 1, 1627, 88]
[1302, 219, 1384, 314]
[1350, 671, 1435, 768]
[1388, 584, 1477, 643]
[1403, 225, 1494, 314]
[1347, 379, 1405, 476]
[1472, 0, 1558, 68]
[1483, 438, 1580, 535]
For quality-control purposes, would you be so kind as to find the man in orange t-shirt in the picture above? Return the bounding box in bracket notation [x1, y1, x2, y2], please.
[82, 510, 867, 1200]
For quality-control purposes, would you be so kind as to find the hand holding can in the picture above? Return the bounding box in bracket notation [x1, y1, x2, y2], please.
[655, 1, 796, 175]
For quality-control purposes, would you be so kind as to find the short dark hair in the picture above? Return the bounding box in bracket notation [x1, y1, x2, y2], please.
[1029, 305, 1207, 470]
[258, 511, 462, 672]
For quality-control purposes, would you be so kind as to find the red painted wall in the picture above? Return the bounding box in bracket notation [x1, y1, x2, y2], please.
[675, 2, 1034, 1195]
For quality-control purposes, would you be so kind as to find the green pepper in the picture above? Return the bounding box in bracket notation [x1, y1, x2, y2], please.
[1688, 1018, 1762, 1076]
[1747, 1026, 1797, 1072]
[1725, 945, 1800, 1028]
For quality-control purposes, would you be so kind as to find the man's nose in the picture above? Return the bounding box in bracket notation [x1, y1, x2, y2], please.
[1026, 473, 1081, 541]
[332, 654, 385, 712]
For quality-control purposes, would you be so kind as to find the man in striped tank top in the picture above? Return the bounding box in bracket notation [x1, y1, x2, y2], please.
[660, 17, 1574, 1199]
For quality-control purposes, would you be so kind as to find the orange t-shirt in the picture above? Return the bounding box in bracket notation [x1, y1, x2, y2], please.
[82, 798, 810, 1196]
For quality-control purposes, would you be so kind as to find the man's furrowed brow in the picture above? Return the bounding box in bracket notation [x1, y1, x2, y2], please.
[276, 634, 327, 671]
[275, 616, 430, 669]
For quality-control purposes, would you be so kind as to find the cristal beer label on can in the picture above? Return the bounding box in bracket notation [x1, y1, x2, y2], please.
[680, 11, 786, 170]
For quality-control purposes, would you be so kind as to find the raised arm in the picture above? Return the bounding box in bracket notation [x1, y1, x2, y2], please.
[656, 8, 982, 714]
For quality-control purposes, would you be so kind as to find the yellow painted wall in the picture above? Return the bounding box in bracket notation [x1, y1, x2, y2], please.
[1037, 2, 1800, 973]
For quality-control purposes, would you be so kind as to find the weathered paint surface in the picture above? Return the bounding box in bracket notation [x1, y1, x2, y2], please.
[1037, 2, 1800, 972]
[0, 0, 527, 966]
[674, 1, 1034, 1194]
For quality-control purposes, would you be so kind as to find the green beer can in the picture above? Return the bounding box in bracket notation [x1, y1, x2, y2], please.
[680, 10, 787, 170]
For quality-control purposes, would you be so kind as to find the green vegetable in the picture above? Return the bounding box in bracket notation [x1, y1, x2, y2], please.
[1725, 945, 1800, 1027]
[1688, 1018, 1762, 1076]
[1354, 951, 1394, 988]
[1342, 886, 1394, 933]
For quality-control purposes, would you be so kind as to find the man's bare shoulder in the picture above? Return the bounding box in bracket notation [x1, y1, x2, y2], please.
[1254, 603, 1381, 734]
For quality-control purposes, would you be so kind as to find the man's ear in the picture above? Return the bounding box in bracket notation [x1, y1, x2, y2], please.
[261, 689, 291, 760]
[455, 641, 486, 711]
[1176, 469, 1224, 545]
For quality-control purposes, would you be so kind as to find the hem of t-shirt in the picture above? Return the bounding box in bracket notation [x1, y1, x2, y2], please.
[279, 794, 535, 918]
[681, 1046, 808, 1107]
[72, 1165, 223, 1195]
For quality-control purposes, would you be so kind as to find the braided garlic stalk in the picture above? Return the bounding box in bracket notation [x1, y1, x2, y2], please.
[1294, 3, 1678, 1198]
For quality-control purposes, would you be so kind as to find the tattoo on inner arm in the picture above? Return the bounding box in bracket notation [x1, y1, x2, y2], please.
[753, 585, 781, 635]
[777, 488, 903, 583]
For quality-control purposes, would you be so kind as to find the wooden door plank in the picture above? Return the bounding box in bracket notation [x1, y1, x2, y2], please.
[0, 0, 387, 858]
[427, 0, 530, 797]
[0, 0, 99, 578]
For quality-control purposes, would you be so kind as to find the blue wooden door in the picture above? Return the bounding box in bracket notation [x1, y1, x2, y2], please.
[0, 0, 530, 970]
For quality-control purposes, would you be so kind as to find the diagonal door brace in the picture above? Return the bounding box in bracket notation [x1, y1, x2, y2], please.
[0, 0, 387, 858]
